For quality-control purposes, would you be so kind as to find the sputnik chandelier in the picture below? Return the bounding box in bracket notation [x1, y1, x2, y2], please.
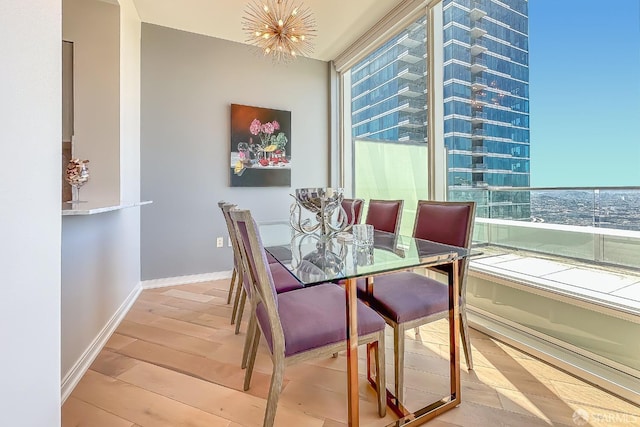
[242, 0, 316, 62]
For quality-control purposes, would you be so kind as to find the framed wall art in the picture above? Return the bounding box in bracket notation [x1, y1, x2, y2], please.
[230, 104, 291, 187]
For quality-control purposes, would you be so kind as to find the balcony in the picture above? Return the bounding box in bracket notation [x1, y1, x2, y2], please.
[447, 186, 640, 403]
[398, 47, 424, 64]
[470, 39, 488, 56]
[470, 7, 487, 21]
[398, 130, 426, 142]
[398, 64, 424, 81]
[470, 22, 487, 38]
[398, 97, 425, 113]
[397, 32, 422, 48]
[471, 111, 487, 124]
[397, 81, 425, 97]
[471, 77, 487, 91]
[471, 128, 484, 139]
[471, 145, 488, 156]
[472, 163, 487, 170]
[398, 115, 426, 128]
[351, 140, 640, 403]
[470, 58, 488, 73]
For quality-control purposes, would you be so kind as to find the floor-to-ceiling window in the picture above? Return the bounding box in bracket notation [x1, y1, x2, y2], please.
[336, 0, 639, 402]
[345, 13, 429, 235]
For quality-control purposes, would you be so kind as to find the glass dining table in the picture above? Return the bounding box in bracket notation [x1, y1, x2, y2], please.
[259, 222, 469, 427]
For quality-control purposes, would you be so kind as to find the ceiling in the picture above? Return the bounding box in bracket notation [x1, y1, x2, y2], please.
[131, 0, 404, 61]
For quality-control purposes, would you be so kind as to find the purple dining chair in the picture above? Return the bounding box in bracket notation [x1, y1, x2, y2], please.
[358, 200, 476, 402]
[340, 198, 364, 229]
[219, 202, 301, 337]
[364, 199, 404, 234]
[230, 208, 387, 427]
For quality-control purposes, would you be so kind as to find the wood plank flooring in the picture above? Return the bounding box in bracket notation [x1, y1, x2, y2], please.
[63, 280, 640, 426]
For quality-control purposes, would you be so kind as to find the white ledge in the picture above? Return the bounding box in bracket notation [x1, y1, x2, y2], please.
[62, 200, 152, 216]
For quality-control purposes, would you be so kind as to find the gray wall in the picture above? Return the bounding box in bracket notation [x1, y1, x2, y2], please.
[1, 0, 61, 424]
[141, 24, 330, 280]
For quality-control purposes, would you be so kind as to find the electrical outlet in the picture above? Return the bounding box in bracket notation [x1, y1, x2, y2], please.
[216, 237, 224, 248]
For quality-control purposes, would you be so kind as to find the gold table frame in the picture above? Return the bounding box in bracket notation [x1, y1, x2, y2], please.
[264, 228, 465, 427]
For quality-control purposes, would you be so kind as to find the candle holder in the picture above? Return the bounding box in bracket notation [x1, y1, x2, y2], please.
[289, 187, 353, 238]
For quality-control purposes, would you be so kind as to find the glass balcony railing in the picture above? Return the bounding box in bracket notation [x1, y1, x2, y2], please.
[471, 77, 488, 91]
[448, 186, 640, 269]
[470, 22, 487, 38]
[398, 98, 425, 112]
[398, 64, 425, 80]
[449, 187, 640, 381]
[397, 81, 425, 96]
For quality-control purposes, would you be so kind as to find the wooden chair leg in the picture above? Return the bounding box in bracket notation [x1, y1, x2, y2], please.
[263, 357, 285, 427]
[394, 324, 405, 404]
[241, 313, 256, 369]
[243, 326, 261, 391]
[460, 309, 474, 370]
[235, 290, 247, 335]
[227, 268, 237, 305]
[231, 283, 244, 325]
[375, 332, 386, 417]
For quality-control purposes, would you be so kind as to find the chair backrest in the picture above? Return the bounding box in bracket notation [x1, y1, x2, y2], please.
[341, 198, 364, 227]
[229, 209, 285, 351]
[218, 201, 240, 269]
[365, 199, 404, 234]
[219, 201, 254, 296]
[412, 200, 476, 297]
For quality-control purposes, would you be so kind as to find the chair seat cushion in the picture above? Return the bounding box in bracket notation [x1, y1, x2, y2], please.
[265, 251, 278, 264]
[269, 263, 303, 294]
[256, 283, 386, 357]
[360, 272, 449, 324]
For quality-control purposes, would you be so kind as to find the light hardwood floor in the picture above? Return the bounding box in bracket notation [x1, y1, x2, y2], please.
[62, 280, 640, 427]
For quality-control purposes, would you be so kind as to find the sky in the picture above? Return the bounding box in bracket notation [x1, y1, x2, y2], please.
[528, 0, 640, 187]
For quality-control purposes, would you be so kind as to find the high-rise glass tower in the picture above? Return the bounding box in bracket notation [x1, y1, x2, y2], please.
[351, 0, 530, 219]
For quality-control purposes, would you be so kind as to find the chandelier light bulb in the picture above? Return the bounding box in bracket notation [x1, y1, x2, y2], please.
[243, 0, 316, 62]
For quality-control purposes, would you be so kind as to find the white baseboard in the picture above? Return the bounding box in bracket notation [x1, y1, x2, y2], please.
[61, 282, 142, 403]
[141, 270, 233, 290]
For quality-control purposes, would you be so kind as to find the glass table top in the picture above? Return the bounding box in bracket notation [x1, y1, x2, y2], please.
[259, 222, 469, 286]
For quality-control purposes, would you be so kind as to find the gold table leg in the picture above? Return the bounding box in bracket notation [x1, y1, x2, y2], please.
[345, 277, 359, 427]
[365, 260, 462, 426]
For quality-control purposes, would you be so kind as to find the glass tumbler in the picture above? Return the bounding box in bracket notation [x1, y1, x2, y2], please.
[352, 224, 374, 247]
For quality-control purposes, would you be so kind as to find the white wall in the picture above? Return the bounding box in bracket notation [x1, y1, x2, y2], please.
[63, 0, 120, 201]
[60, 0, 143, 397]
[0, 1, 62, 425]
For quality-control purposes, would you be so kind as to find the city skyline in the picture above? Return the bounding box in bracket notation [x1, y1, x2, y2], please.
[528, 0, 640, 187]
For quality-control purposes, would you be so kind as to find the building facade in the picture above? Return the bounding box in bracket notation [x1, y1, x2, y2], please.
[351, 0, 530, 219]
